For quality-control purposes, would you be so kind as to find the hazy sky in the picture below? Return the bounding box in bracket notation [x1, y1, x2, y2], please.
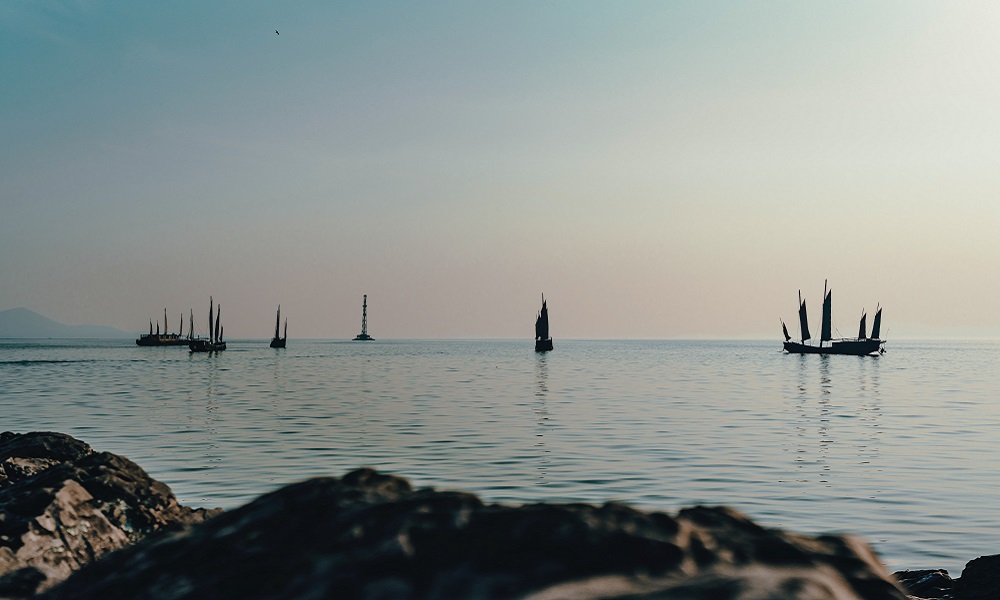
[4, 2, 1000, 339]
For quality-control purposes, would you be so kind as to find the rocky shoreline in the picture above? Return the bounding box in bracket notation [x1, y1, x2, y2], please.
[0, 432, 990, 599]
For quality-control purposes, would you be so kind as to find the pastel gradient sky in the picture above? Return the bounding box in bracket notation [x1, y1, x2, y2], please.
[4, 2, 1000, 339]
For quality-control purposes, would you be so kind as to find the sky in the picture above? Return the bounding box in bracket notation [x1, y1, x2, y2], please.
[3, 1, 1000, 339]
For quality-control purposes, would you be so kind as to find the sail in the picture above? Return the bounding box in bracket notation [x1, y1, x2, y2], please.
[871, 306, 882, 339]
[535, 294, 549, 341]
[214, 304, 221, 343]
[164, 309, 168, 335]
[858, 312, 867, 340]
[798, 291, 811, 341]
[275, 306, 281, 339]
[781, 320, 791, 342]
[283, 319, 287, 340]
[189, 309, 194, 340]
[820, 291, 832, 342]
[209, 297, 214, 344]
[149, 320, 153, 335]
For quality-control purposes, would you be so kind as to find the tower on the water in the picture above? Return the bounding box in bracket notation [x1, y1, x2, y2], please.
[353, 294, 373, 341]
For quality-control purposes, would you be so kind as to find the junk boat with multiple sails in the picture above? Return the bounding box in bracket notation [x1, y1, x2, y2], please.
[782, 281, 884, 356]
[353, 295, 373, 341]
[189, 297, 227, 353]
[534, 294, 553, 352]
[269, 305, 287, 348]
[136, 309, 190, 346]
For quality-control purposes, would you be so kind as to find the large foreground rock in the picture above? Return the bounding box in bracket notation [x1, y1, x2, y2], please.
[41, 468, 908, 600]
[0, 432, 217, 597]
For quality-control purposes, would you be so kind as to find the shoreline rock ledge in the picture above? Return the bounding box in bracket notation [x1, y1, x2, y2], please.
[0, 431, 974, 599]
[0, 431, 218, 597]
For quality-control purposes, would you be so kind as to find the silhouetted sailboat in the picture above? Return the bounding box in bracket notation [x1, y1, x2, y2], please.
[534, 294, 553, 352]
[353, 295, 373, 341]
[782, 281, 884, 356]
[189, 297, 227, 352]
[136, 308, 188, 346]
[270, 305, 287, 348]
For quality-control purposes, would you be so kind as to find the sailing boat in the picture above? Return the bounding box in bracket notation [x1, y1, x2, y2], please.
[781, 281, 884, 356]
[353, 295, 373, 341]
[534, 294, 553, 352]
[189, 296, 227, 352]
[136, 308, 188, 346]
[269, 305, 287, 348]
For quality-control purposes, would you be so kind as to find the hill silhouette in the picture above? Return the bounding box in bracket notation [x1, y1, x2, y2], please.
[0, 308, 129, 339]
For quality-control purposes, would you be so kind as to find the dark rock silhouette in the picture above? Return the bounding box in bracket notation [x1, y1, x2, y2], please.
[10, 431, 1000, 600]
[40, 466, 907, 600]
[0, 432, 218, 597]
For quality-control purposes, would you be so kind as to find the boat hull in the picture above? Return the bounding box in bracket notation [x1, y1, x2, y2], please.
[269, 338, 286, 348]
[136, 335, 188, 347]
[535, 338, 553, 352]
[783, 340, 882, 356]
[189, 340, 227, 352]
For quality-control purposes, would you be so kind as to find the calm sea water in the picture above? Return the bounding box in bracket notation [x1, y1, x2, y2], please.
[1, 338, 999, 574]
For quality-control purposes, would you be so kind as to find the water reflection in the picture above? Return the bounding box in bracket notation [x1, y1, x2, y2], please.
[533, 354, 550, 485]
[785, 354, 883, 487]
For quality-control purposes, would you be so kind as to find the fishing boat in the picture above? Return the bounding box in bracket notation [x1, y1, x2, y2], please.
[353, 295, 373, 341]
[189, 297, 227, 352]
[781, 281, 884, 356]
[534, 294, 553, 352]
[269, 305, 287, 348]
[136, 309, 189, 346]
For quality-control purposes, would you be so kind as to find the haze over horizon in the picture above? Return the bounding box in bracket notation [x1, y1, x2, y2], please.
[4, 2, 1000, 340]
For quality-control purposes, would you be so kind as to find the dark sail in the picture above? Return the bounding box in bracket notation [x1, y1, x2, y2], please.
[536, 301, 549, 340]
[208, 297, 214, 344]
[214, 304, 221, 343]
[858, 312, 867, 340]
[871, 306, 882, 339]
[781, 320, 791, 342]
[821, 291, 832, 342]
[275, 305, 281, 339]
[283, 319, 287, 340]
[164, 309, 168, 335]
[798, 291, 811, 342]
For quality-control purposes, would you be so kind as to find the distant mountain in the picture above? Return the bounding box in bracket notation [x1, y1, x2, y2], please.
[0, 308, 130, 339]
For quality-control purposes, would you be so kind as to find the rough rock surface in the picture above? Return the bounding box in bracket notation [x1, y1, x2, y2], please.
[0, 432, 218, 597]
[41, 468, 908, 600]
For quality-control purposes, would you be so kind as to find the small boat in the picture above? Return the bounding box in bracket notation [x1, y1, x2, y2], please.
[353, 294, 373, 341]
[534, 294, 553, 352]
[782, 281, 884, 356]
[189, 297, 227, 353]
[136, 309, 189, 346]
[269, 305, 287, 348]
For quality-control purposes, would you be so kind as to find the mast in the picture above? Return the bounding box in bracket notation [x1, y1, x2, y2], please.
[798, 290, 811, 343]
[820, 280, 832, 345]
[190, 309, 194, 340]
[871, 305, 882, 340]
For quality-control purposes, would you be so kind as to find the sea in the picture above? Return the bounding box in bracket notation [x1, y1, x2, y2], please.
[1, 338, 999, 575]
